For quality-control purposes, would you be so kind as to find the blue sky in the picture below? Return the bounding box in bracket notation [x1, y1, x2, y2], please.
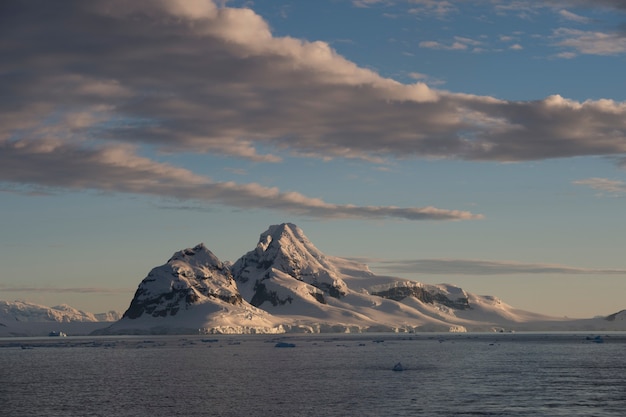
[2, 0, 626, 318]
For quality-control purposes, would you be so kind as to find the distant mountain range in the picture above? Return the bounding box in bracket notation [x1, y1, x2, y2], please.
[0, 300, 120, 322]
[0, 300, 120, 337]
[3, 223, 625, 336]
[94, 223, 626, 335]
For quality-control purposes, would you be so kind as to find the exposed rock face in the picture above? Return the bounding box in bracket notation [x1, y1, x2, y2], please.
[231, 223, 348, 307]
[371, 285, 433, 303]
[123, 243, 243, 319]
[371, 282, 471, 310]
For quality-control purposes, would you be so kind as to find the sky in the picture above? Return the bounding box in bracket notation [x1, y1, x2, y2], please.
[1, 0, 626, 319]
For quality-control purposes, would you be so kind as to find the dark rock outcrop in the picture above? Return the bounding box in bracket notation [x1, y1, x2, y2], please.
[372, 284, 470, 310]
[122, 243, 243, 319]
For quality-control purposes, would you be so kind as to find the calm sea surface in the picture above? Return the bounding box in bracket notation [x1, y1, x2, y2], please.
[1, 333, 625, 416]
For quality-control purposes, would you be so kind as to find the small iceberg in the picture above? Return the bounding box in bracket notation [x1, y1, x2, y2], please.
[586, 335, 604, 344]
[274, 342, 296, 348]
[392, 362, 404, 372]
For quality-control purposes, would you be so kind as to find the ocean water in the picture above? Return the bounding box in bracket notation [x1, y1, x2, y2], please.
[1, 333, 625, 416]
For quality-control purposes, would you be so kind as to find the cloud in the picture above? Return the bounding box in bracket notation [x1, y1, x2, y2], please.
[493, 0, 626, 15]
[419, 40, 468, 50]
[563, 0, 626, 11]
[408, 0, 458, 18]
[555, 51, 578, 59]
[553, 28, 626, 55]
[558, 9, 591, 23]
[373, 258, 626, 275]
[355, 0, 626, 15]
[0, 139, 481, 221]
[408, 72, 446, 86]
[408, 72, 429, 80]
[573, 177, 626, 193]
[2, 0, 626, 200]
[418, 36, 483, 51]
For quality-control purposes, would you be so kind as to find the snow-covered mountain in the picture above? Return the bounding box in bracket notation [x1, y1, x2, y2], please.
[97, 223, 626, 335]
[0, 300, 121, 323]
[232, 223, 349, 309]
[0, 300, 121, 337]
[98, 243, 283, 335]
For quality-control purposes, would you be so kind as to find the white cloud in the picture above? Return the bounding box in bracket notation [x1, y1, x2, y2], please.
[408, 72, 446, 86]
[454, 36, 482, 46]
[490, 1, 624, 16]
[551, 0, 626, 10]
[555, 51, 578, 59]
[408, 72, 428, 80]
[419, 40, 468, 50]
[418, 36, 483, 51]
[0, 139, 482, 221]
[356, 0, 626, 17]
[356, 0, 626, 13]
[558, 9, 591, 23]
[408, 0, 458, 18]
[553, 28, 626, 55]
[573, 177, 626, 194]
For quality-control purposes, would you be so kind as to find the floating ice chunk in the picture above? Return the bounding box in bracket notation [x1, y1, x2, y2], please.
[275, 342, 296, 348]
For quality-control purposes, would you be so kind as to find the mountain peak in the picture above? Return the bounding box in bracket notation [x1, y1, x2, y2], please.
[167, 243, 223, 269]
[265, 222, 300, 235]
[257, 223, 307, 251]
[232, 223, 348, 306]
[247, 223, 331, 274]
[248, 223, 328, 272]
[123, 243, 241, 320]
